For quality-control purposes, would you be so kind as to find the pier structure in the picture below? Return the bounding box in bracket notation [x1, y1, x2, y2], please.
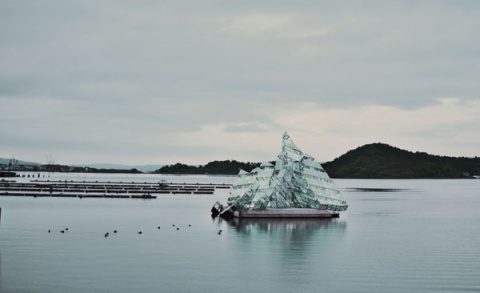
[0, 180, 231, 199]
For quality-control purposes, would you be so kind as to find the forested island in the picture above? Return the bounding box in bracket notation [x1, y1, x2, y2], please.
[322, 143, 480, 178]
[155, 143, 480, 179]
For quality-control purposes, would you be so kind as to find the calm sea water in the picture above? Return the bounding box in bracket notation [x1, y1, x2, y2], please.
[1, 173, 479, 293]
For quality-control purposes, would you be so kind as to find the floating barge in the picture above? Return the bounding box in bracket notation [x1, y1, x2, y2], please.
[0, 180, 231, 199]
[236, 208, 339, 218]
[211, 132, 348, 219]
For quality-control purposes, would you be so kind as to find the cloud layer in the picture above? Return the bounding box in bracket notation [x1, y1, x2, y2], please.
[1, 1, 479, 164]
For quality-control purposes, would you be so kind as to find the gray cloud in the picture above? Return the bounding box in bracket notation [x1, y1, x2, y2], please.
[1, 1, 480, 164]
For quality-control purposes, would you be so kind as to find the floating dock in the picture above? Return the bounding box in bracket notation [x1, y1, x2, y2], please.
[212, 203, 339, 219]
[0, 180, 232, 199]
[235, 208, 339, 218]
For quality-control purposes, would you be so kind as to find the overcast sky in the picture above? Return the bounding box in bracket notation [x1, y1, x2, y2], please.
[1, 1, 479, 165]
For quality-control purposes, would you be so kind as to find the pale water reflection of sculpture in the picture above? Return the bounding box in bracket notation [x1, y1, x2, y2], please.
[212, 132, 348, 219]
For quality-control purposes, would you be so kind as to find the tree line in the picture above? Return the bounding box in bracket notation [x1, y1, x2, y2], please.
[156, 143, 480, 179]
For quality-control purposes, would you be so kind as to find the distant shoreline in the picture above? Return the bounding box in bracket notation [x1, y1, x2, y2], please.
[3, 170, 479, 180]
[2, 142, 479, 179]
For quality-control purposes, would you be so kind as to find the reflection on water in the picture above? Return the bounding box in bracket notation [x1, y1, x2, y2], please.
[0, 252, 2, 293]
[355, 211, 403, 217]
[226, 218, 347, 262]
[214, 217, 349, 291]
[1, 176, 479, 293]
[345, 187, 411, 192]
[228, 217, 346, 236]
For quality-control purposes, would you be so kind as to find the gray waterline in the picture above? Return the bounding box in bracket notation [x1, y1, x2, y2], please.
[1, 173, 479, 293]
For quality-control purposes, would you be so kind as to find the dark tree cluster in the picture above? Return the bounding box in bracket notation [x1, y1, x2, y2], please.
[322, 143, 480, 179]
[155, 160, 261, 175]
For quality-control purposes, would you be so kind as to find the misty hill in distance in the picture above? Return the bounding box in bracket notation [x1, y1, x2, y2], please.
[0, 158, 163, 173]
[73, 163, 164, 173]
[0, 158, 40, 166]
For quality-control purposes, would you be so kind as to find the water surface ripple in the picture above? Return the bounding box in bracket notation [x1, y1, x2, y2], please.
[0, 174, 479, 293]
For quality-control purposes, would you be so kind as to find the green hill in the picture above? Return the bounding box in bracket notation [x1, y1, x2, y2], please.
[322, 143, 480, 179]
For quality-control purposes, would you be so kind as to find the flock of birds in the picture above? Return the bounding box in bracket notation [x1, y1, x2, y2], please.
[47, 225, 224, 237]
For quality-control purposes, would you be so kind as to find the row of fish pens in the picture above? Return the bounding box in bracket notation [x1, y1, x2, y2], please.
[0, 180, 232, 199]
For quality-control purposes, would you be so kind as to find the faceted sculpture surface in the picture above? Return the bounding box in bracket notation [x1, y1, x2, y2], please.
[228, 132, 348, 212]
